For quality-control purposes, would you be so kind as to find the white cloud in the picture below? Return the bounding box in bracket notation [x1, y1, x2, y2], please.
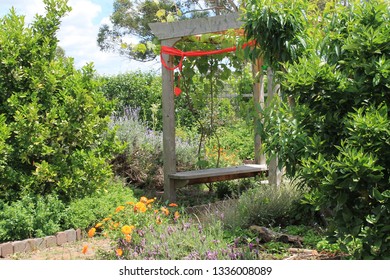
[0, 0, 159, 75]
[0, 0, 45, 21]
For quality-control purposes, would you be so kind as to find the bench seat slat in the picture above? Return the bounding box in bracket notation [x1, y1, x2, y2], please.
[169, 164, 268, 184]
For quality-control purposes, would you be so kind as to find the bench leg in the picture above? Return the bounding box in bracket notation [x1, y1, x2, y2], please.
[164, 179, 189, 202]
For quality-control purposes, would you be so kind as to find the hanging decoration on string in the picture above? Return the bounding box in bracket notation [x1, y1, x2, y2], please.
[160, 40, 256, 96]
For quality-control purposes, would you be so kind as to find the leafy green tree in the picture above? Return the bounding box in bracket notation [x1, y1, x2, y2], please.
[100, 71, 162, 129]
[0, 0, 120, 202]
[97, 0, 240, 62]
[247, 0, 390, 258]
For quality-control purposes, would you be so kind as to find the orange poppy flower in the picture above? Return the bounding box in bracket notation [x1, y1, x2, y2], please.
[82, 245, 88, 254]
[147, 198, 155, 204]
[115, 205, 125, 213]
[88, 228, 96, 238]
[125, 234, 132, 242]
[161, 207, 169, 216]
[121, 225, 135, 235]
[116, 248, 123, 256]
[95, 222, 103, 228]
[169, 203, 178, 207]
[134, 201, 147, 213]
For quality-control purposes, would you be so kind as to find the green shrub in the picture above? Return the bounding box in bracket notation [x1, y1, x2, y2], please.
[223, 181, 303, 230]
[0, 0, 119, 202]
[63, 180, 135, 230]
[0, 194, 66, 242]
[251, 0, 390, 258]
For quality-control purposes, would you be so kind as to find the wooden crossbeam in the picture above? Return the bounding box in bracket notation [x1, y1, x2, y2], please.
[149, 12, 243, 40]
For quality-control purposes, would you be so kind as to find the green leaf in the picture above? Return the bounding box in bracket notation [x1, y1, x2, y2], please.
[366, 214, 378, 225]
[372, 188, 384, 202]
[381, 190, 390, 198]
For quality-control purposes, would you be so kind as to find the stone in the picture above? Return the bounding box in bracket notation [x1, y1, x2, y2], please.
[12, 240, 29, 254]
[65, 229, 76, 243]
[45, 236, 57, 248]
[28, 238, 45, 251]
[0, 242, 13, 258]
[76, 228, 83, 241]
[56, 231, 67, 246]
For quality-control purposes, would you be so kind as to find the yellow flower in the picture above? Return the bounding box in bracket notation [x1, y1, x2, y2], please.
[126, 201, 135, 206]
[161, 207, 169, 216]
[113, 222, 120, 229]
[82, 245, 88, 254]
[116, 248, 123, 256]
[102, 217, 111, 222]
[95, 222, 103, 228]
[115, 205, 125, 213]
[121, 225, 135, 235]
[140, 196, 148, 203]
[174, 211, 180, 220]
[88, 228, 96, 238]
[169, 203, 178, 207]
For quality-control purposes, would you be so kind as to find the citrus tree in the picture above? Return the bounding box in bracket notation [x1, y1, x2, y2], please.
[0, 0, 120, 202]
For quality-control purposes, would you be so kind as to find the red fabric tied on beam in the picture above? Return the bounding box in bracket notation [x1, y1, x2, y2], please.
[160, 40, 256, 95]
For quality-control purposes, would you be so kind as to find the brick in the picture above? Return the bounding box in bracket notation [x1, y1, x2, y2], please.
[65, 229, 76, 243]
[56, 231, 67, 246]
[0, 242, 13, 258]
[24, 240, 33, 253]
[12, 240, 29, 254]
[27, 238, 45, 251]
[45, 236, 57, 248]
[76, 228, 83, 241]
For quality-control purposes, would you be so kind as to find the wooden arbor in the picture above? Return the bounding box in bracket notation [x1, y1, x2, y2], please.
[149, 12, 280, 202]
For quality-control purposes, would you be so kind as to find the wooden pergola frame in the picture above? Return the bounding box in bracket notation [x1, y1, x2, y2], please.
[149, 12, 280, 202]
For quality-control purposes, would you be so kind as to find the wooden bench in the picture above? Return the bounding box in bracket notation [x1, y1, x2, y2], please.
[168, 164, 268, 188]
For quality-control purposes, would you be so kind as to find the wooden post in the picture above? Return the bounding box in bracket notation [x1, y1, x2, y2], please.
[266, 67, 282, 187]
[252, 58, 266, 165]
[161, 38, 179, 202]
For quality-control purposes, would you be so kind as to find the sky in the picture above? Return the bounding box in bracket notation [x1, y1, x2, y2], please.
[0, 0, 160, 75]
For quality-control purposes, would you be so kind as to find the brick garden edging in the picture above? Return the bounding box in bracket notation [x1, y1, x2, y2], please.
[0, 228, 84, 258]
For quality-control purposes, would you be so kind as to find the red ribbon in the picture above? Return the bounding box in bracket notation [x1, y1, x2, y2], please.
[160, 40, 256, 71]
[160, 40, 256, 95]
